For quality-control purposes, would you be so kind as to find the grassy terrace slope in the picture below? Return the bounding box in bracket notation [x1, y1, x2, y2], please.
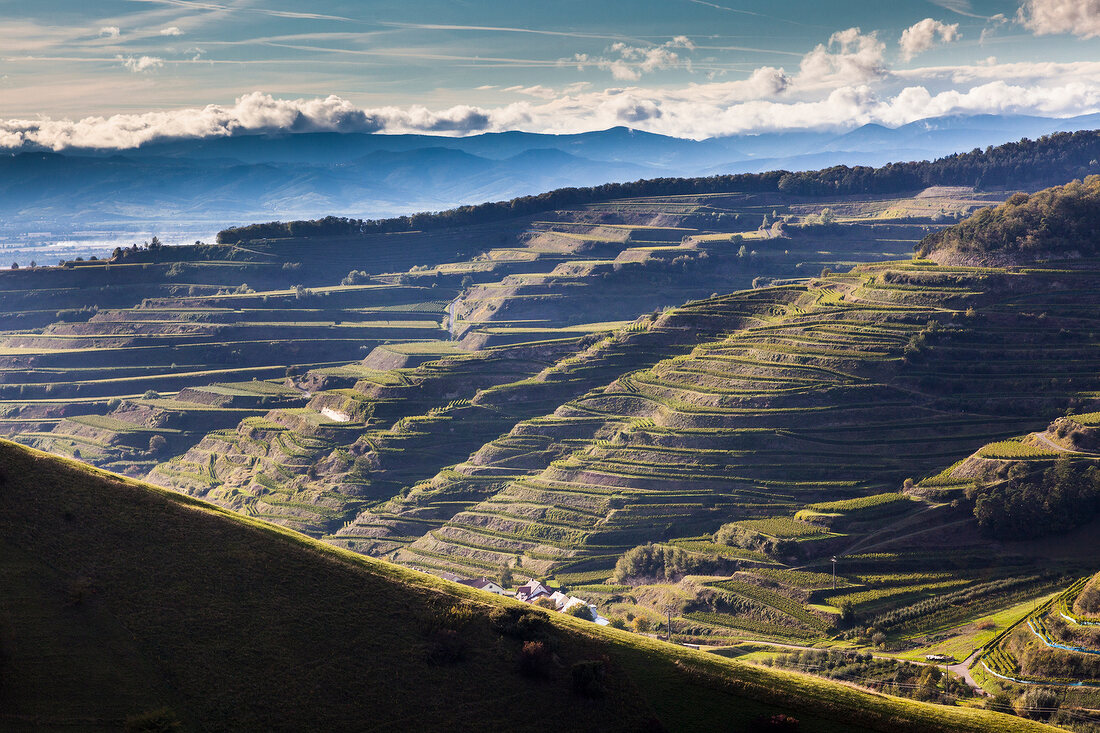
[0, 439, 1049, 733]
[395, 256, 1100, 582]
[87, 186, 982, 535]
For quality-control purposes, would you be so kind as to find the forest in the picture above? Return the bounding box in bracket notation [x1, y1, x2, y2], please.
[217, 129, 1100, 243]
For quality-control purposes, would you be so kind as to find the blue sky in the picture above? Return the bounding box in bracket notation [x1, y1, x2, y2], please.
[2, 0, 1100, 147]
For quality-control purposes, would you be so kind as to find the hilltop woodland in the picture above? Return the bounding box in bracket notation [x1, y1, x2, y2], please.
[218, 130, 1100, 243]
[6, 131, 1100, 728]
[968, 457, 1100, 540]
[917, 176, 1100, 262]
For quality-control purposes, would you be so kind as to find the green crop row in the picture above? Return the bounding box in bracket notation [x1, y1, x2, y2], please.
[667, 540, 774, 563]
[735, 516, 829, 539]
[825, 579, 971, 611]
[709, 579, 829, 631]
[976, 440, 1058, 460]
[873, 574, 1055, 632]
[683, 611, 819, 640]
[805, 493, 909, 513]
[751, 568, 851, 590]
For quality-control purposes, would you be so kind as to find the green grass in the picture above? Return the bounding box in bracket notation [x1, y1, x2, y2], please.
[0, 439, 1053, 732]
[735, 517, 831, 539]
[805, 493, 911, 514]
[1070, 411, 1100, 426]
[976, 440, 1058, 460]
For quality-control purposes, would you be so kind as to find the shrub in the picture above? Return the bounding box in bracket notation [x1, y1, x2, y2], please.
[566, 604, 595, 622]
[714, 524, 799, 559]
[148, 435, 167, 454]
[341, 269, 369, 286]
[489, 607, 550, 642]
[613, 542, 719, 583]
[1016, 688, 1058, 720]
[426, 628, 466, 664]
[570, 660, 607, 697]
[518, 641, 552, 678]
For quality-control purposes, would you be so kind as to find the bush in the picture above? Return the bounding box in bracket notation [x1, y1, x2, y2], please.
[341, 269, 369, 286]
[426, 628, 466, 664]
[566, 603, 595, 622]
[714, 524, 798, 559]
[570, 660, 607, 697]
[613, 543, 719, 583]
[489, 606, 550, 642]
[1016, 688, 1058, 720]
[148, 435, 167, 455]
[518, 641, 552, 678]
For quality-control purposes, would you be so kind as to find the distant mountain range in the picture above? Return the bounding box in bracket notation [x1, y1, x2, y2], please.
[2, 112, 1099, 238]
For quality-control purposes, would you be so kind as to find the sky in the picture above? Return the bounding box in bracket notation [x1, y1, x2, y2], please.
[2, 0, 1100, 148]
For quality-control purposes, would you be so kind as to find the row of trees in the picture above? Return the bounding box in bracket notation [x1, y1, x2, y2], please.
[218, 130, 1100, 244]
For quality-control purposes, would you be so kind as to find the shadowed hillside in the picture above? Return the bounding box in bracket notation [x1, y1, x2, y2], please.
[0, 439, 1052, 733]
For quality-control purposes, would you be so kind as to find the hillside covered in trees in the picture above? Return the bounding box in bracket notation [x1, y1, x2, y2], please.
[218, 130, 1100, 243]
[918, 176, 1100, 263]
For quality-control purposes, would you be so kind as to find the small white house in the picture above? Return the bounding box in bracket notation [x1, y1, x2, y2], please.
[515, 580, 553, 602]
[463, 578, 506, 595]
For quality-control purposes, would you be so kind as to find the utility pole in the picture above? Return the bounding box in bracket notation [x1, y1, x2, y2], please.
[664, 602, 675, 643]
[831, 556, 838, 590]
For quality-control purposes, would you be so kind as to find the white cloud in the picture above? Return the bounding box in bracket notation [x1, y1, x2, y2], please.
[159, 26, 184, 36]
[1017, 0, 1100, 38]
[567, 36, 695, 81]
[980, 14, 1007, 44]
[899, 18, 960, 61]
[502, 85, 559, 99]
[4, 64, 1098, 152]
[5, 20, 1100, 149]
[99, 26, 121, 38]
[797, 28, 886, 86]
[119, 55, 165, 73]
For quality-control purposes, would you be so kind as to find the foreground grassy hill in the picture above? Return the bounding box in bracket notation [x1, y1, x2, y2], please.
[0, 439, 1050, 732]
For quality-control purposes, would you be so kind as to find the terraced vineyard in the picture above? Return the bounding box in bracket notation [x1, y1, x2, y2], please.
[12, 159, 1100, 728]
[0, 185, 962, 530]
[387, 257, 1100, 588]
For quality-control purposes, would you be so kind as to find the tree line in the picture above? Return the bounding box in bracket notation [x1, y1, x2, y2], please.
[217, 130, 1100, 244]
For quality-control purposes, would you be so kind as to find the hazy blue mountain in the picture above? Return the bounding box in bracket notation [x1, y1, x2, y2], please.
[2, 113, 1098, 257]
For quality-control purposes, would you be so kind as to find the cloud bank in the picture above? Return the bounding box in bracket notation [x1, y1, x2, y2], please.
[3, 22, 1100, 150]
[2, 70, 1099, 152]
